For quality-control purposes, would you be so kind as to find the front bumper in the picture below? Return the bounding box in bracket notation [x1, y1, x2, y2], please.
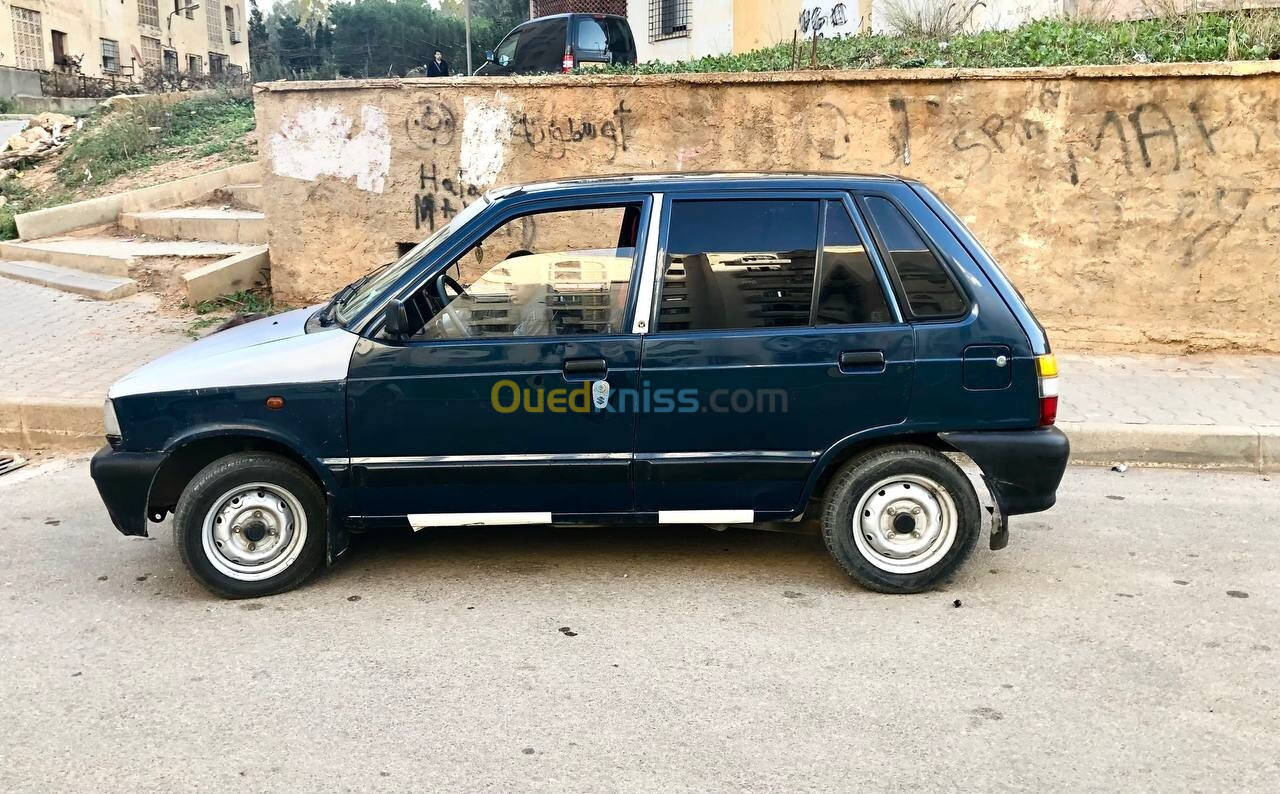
[940, 424, 1070, 542]
[90, 445, 166, 536]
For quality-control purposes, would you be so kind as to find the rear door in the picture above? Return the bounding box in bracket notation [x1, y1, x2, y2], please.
[633, 192, 915, 519]
[512, 18, 565, 74]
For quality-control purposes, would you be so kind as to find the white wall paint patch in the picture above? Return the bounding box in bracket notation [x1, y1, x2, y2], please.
[460, 94, 511, 187]
[268, 104, 391, 193]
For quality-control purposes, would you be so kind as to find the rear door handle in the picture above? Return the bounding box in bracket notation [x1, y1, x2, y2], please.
[839, 350, 886, 372]
[562, 358, 608, 380]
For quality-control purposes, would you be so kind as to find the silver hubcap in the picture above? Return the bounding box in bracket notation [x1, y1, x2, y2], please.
[853, 474, 958, 574]
[201, 483, 307, 582]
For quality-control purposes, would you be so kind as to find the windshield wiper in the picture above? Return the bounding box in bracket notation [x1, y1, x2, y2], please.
[318, 264, 388, 327]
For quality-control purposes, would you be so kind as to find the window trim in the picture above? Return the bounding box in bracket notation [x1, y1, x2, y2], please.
[853, 191, 972, 323]
[364, 192, 656, 344]
[650, 189, 897, 335]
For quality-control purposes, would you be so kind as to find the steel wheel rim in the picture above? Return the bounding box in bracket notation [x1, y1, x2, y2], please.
[201, 482, 307, 582]
[852, 474, 958, 575]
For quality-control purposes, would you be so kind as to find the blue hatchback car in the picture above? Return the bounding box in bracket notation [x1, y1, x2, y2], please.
[91, 173, 1068, 598]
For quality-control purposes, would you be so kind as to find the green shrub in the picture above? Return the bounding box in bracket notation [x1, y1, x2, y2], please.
[606, 11, 1280, 75]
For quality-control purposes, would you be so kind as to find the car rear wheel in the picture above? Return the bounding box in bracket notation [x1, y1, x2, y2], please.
[173, 452, 327, 598]
[821, 445, 981, 593]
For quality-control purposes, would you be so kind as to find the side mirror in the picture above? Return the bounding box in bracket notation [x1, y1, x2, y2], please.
[484, 50, 495, 62]
[383, 298, 410, 338]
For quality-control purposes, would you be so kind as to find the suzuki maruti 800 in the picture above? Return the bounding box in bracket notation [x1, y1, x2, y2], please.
[92, 174, 1069, 598]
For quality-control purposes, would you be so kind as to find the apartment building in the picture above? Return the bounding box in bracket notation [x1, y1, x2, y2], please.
[0, 0, 250, 80]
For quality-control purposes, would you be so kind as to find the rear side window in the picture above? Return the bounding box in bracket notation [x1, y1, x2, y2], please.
[815, 202, 893, 326]
[603, 18, 635, 62]
[863, 196, 967, 319]
[657, 200, 819, 332]
[513, 20, 564, 73]
[576, 18, 608, 52]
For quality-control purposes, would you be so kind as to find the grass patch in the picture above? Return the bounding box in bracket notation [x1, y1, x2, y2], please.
[57, 89, 255, 189]
[191, 288, 275, 316]
[608, 11, 1280, 74]
[0, 178, 74, 240]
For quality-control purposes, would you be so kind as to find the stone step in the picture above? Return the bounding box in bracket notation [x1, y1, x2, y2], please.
[119, 207, 266, 244]
[0, 259, 137, 300]
[0, 240, 132, 277]
[219, 183, 263, 210]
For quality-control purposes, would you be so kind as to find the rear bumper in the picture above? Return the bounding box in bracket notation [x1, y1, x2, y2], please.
[939, 426, 1069, 516]
[90, 445, 166, 536]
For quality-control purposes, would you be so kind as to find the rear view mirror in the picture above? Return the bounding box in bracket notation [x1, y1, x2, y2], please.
[484, 50, 495, 62]
[383, 298, 410, 338]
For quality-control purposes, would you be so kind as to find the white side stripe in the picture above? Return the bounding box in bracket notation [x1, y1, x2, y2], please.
[408, 512, 552, 529]
[658, 510, 754, 524]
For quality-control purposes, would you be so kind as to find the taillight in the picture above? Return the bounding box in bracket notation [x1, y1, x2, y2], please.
[1036, 354, 1059, 425]
[562, 49, 574, 73]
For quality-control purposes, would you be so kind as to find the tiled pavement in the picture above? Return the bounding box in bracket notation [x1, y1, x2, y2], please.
[1, 278, 188, 403]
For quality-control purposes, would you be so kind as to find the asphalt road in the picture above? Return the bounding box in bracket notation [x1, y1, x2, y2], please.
[1, 457, 1277, 792]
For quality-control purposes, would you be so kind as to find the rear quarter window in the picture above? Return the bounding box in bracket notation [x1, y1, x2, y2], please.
[863, 196, 967, 319]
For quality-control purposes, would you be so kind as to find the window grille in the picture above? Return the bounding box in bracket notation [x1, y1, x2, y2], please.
[138, 0, 161, 29]
[101, 39, 121, 73]
[140, 36, 163, 65]
[649, 0, 690, 43]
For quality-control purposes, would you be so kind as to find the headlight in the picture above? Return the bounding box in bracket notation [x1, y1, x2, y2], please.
[103, 399, 121, 439]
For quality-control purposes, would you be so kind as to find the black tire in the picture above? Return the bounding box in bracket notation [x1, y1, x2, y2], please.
[821, 445, 981, 594]
[173, 452, 327, 599]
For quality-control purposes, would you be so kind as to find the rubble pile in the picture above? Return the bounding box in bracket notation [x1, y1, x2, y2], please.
[1, 112, 81, 162]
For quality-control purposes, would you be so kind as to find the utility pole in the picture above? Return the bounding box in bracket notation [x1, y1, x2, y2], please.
[464, 0, 473, 75]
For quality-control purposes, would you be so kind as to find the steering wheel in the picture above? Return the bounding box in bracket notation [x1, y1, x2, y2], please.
[437, 273, 470, 305]
[433, 274, 473, 338]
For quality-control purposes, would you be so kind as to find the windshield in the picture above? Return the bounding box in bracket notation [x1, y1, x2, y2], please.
[333, 197, 489, 326]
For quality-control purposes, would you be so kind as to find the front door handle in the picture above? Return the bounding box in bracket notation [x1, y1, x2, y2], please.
[839, 350, 886, 372]
[562, 358, 607, 380]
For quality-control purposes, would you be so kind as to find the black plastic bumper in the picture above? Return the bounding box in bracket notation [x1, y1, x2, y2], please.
[939, 426, 1070, 516]
[90, 445, 166, 536]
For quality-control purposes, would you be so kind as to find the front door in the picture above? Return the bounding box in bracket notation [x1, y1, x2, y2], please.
[633, 193, 915, 518]
[345, 196, 652, 526]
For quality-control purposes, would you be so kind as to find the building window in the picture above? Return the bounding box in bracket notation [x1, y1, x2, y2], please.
[163, 48, 179, 73]
[138, 0, 161, 29]
[187, 53, 203, 74]
[51, 30, 68, 66]
[140, 36, 162, 66]
[649, 0, 690, 42]
[101, 38, 121, 73]
[206, 4, 224, 50]
[182, 0, 195, 20]
[209, 52, 227, 75]
[10, 6, 45, 70]
[224, 5, 235, 30]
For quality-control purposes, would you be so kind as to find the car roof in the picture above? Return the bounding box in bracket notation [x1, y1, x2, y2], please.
[485, 172, 907, 202]
[518, 13, 628, 25]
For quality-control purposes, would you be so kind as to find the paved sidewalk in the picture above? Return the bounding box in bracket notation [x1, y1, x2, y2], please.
[2, 274, 1278, 468]
[1, 278, 188, 447]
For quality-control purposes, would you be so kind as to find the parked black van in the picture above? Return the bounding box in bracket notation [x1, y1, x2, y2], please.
[474, 13, 637, 75]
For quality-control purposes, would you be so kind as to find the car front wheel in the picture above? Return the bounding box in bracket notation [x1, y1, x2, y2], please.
[173, 452, 327, 598]
[821, 445, 981, 593]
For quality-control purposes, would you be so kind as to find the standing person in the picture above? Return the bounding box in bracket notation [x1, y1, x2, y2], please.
[426, 50, 451, 77]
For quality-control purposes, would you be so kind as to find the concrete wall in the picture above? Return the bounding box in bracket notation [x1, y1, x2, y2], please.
[0, 0, 251, 78]
[254, 62, 1280, 353]
[0, 63, 41, 97]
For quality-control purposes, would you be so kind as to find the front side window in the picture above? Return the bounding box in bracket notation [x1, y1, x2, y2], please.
[411, 203, 643, 341]
[101, 39, 120, 73]
[493, 29, 520, 68]
[815, 201, 893, 326]
[863, 196, 967, 319]
[657, 199, 819, 332]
